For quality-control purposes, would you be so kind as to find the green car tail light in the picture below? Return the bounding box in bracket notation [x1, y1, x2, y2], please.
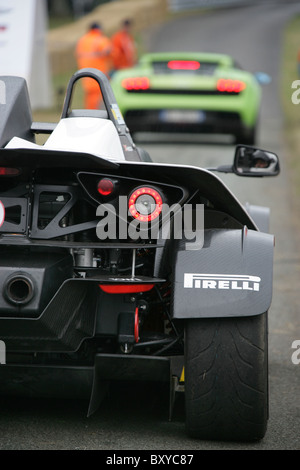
[217, 79, 247, 93]
[121, 77, 150, 91]
[167, 60, 200, 70]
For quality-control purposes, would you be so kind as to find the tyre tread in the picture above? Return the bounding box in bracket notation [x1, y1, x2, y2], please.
[185, 315, 268, 441]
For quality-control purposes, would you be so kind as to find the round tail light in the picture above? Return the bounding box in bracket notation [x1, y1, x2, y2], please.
[128, 187, 163, 222]
[97, 178, 115, 196]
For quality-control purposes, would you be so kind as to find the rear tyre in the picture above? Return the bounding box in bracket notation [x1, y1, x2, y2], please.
[185, 314, 268, 441]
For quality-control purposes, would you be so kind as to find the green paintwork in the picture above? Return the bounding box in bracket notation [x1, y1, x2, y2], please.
[111, 52, 261, 129]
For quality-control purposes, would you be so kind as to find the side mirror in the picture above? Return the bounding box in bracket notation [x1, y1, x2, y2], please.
[233, 145, 280, 177]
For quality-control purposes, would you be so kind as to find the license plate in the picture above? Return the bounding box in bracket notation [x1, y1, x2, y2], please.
[159, 110, 206, 123]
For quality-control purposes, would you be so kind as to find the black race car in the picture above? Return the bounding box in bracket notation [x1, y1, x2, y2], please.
[0, 69, 279, 441]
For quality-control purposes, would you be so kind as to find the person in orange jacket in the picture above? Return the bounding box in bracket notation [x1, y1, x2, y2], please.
[75, 22, 112, 109]
[111, 19, 137, 73]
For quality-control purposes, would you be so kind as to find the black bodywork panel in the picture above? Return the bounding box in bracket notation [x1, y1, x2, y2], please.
[0, 70, 276, 422]
[172, 228, 274, 318]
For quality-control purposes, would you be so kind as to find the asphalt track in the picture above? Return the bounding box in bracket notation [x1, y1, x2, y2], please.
[1, 1, 300, 452]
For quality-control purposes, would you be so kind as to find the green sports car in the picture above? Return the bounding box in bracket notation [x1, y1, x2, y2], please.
[110, 52, 262, 144]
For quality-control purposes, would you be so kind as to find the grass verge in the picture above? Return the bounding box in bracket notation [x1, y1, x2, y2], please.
[280, 13, 300, 198]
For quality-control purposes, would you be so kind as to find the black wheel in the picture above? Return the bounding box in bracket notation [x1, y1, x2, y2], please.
[185, 314, 268, 441]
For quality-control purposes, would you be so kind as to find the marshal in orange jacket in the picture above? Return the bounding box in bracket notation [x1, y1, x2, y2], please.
[111, 20, 137, 71]
[76, 24, 112, 109]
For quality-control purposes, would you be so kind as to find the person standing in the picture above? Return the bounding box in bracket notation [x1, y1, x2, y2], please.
[75, 22, 112, 109]
[111, 19, 137, 72]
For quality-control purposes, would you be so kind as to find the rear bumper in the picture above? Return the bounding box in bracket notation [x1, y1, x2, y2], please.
[0, 363, 94, 400]
[0, 354, 183, 415]
[0, 355, 171, 394]
[124, 109, 246, 135]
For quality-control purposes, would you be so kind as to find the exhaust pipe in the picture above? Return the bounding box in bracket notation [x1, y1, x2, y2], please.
[4, 274, 34, 305]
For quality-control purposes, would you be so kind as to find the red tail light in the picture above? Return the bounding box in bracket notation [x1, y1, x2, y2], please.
[0, 201, 5, 228]
[216, 79, 246, 93]
[168, 60, 200, 70]
[97, 178, 115, 196]
[128, 187, 163, 222]
[0, 167, 21, 176]
[99, 284, 154, 294]
[134, 306, 139, 343]
[121, 77, 150, 91]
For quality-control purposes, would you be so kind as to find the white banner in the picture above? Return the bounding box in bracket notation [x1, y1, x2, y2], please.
[0, 0, 52, 109]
